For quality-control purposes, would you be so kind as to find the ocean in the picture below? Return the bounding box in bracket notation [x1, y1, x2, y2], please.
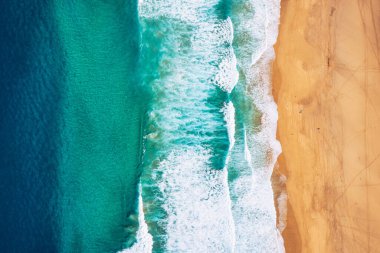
[0, 0, 283, 252]
[0, 1, 63, 252]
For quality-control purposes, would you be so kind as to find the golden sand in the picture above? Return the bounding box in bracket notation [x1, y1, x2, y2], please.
[272, 0, 380, 252]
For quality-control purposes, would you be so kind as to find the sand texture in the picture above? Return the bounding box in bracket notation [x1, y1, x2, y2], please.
[272, 0, 380, 252]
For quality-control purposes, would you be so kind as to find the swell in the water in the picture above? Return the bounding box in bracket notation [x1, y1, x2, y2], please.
[123, 0, 285, 252]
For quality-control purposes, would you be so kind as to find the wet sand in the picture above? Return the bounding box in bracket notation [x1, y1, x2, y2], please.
[272, 0, 380, 252]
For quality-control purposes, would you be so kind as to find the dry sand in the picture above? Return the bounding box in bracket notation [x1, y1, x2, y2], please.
[272, 0, 380, 252]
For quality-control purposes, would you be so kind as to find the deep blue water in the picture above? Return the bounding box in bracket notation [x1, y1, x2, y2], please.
[0, 1, 63, 252]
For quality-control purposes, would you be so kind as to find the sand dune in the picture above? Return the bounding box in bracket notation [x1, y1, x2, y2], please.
[272, 0, 380, 252]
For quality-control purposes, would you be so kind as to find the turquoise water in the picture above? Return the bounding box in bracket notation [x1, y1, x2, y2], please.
[55, 1, 145, 252]
[0, 0, 283, 252]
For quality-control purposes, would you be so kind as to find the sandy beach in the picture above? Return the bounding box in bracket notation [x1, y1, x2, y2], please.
[272, 0, 380, 252]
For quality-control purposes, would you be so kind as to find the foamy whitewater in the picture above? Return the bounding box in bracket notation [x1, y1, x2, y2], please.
[226, 0, 285, 252]
[119, 185, 153, 253]
[124, 0, 285, 252]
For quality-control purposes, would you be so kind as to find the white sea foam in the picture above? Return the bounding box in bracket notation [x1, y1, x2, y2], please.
[214, 51, 239, 93]
[243, 128, 252, 164]
[140, 1, 238, 94]
[223, 102, 236, 153]
[227, 0, 285, 252]
[222, 101, 237, 251]
[155, 148, 235, 252]
[119, 185, 153, 253]
[139, 0, 219, 22]
[207, 18, 239, 93]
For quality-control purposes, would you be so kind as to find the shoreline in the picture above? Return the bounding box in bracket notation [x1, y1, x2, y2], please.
[272, 0, 380, 252]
